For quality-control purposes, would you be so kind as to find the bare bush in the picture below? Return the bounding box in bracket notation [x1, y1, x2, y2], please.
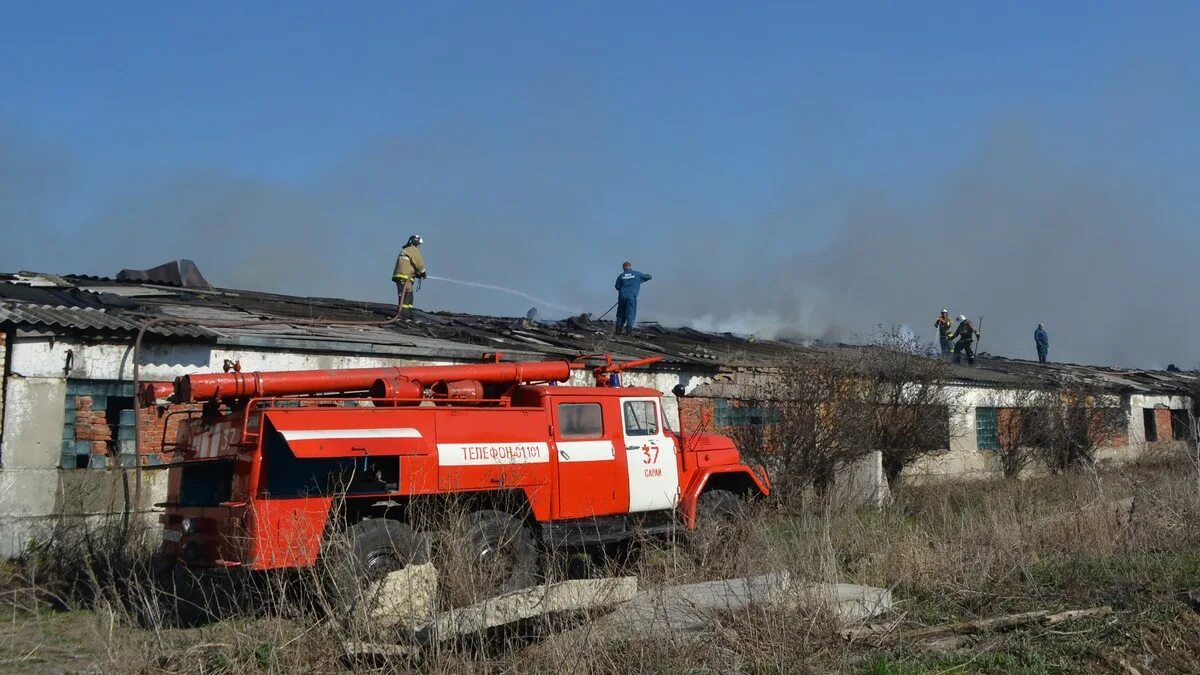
[726, 360, 876, 500]
[727, 327, 958, 500]
[860, 328, 960, 486]
[1034, 383, 1123, 473]
[983, 388, 1047, 479]
[984, 380, 1124, 478]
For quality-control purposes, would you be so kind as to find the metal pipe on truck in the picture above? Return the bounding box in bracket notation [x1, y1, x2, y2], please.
[175, 359, 578, 403]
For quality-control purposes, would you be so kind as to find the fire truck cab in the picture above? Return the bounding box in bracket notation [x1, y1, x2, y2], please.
[152, 355, 769, 590]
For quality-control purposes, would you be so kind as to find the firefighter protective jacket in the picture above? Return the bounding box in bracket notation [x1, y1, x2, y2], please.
[392, 245, 426, 280]
[935, 315, 953, 338]
[953, 321, 977, 344]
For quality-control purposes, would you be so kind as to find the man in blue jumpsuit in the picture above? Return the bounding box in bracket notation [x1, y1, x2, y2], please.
[614, 262, 652, 335]
[1034, 323, 1049, 363]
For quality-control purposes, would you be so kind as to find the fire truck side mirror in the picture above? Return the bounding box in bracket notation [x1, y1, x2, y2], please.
[671, 384, 686, 398]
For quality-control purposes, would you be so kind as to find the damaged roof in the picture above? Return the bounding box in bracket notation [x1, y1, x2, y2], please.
[1, 269, 1196, 396]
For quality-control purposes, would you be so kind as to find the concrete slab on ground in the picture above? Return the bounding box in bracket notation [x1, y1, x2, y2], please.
[576, 572, 891, 637]
[349, 571, 890, 660]
[417, 576, 638, 641]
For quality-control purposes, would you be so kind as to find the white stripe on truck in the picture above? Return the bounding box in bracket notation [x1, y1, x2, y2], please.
[556, 440, 616, 462]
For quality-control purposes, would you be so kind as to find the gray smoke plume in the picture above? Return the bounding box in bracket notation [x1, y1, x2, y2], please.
[658, 125, 1199, 369]
[1, 119, 1196, 369]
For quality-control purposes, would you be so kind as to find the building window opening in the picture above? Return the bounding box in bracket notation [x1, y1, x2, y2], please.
[1143, 409, 1158, 443]
[713, 398, 780, 427]
[63, 380, 136, 469]
[976, 407, 999, 451]
[1170, 409, 1192, 441]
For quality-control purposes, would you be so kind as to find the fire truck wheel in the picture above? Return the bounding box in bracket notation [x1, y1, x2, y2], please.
[346, 518, 432, 578]
[463, 510, 539, 594]
[322, 518, 432, 615]
[695, 489, 742, 531]
[689, 490, 744, 567]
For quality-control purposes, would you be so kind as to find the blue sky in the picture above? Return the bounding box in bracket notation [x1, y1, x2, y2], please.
[2, 3, 1198, 366]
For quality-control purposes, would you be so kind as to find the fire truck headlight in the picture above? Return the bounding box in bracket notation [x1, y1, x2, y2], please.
[181, 518, 197, 536]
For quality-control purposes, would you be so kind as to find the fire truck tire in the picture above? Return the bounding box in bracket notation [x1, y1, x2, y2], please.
[688, 489, 744, 565]
[463, 510, 539, 594]
[695, 489, 742, 530]
[322, 518, 432, 614]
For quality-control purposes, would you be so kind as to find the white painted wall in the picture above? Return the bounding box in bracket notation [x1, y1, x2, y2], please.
[1127, 394, 1190, 444]
[6, 337, 471, 382]
[0, 333, 6, 450]
[907, 385, 1192, 482]
[566, 369, 714, 430]
[2, 331, 1193, 554]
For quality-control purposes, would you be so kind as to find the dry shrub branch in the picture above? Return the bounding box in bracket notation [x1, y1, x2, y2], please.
[729, 327, 960, 501]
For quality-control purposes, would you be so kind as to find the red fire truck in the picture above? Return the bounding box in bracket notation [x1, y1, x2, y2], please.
[150, 354, 769, 595]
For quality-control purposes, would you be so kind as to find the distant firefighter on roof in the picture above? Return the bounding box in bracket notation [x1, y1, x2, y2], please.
[614, 262, 652, 335]
[392, 234, 426, 318]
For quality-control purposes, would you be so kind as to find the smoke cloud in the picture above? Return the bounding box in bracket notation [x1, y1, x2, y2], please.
[659, 123, 1200, 368]
[1, 116, 1197, 370]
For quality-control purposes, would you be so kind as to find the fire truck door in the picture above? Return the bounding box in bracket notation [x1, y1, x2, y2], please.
[552, 401, 623, 517]
[620, 397, 680, 513]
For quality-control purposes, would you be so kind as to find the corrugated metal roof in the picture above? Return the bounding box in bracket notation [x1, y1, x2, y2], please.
[3, 271, 1198, 396]
[0, 303, 213, 337]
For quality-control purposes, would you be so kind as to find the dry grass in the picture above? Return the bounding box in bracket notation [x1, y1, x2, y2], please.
[4, 450, 1200, 673]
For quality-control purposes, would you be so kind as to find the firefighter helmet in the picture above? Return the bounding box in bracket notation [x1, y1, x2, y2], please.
[408, 234, 424, 247]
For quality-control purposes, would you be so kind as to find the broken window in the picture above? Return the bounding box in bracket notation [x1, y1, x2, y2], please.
[713, 398, 780, 427]
[975, 407, 999, 451]
[1170, 409, 1192, 441]
[1143, 409, 1158, 442]
[1102, 408, 1126, 435]
[62, 380, 136, 469]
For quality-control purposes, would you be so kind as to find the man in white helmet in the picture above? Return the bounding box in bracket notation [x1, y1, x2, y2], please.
[952, 315, 979, 365]
[392, 234, 426, 318]
[934, 309, 954, 356]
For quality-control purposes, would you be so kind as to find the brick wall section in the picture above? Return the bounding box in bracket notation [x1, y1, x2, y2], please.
[71, 396, 112, 457]
[140, 401, 203, 464]
[1155, 408, 1173, 443]
[678, 398, 716, 433]
[70, 385, 202, 467]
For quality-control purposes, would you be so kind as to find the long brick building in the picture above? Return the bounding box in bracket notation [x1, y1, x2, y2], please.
[1, 264, 1196, 557]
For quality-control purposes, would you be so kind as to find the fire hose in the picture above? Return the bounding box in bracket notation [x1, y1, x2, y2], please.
[595, 300, 619, 321]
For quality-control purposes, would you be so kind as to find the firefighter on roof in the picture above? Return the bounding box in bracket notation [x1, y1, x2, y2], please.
[1034, 323, 1049, 363]
[614, 262, 652, 335]
[392, 234, 426, 318]
[952, 315, 980, 366]
[935, 309, 954, 355]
